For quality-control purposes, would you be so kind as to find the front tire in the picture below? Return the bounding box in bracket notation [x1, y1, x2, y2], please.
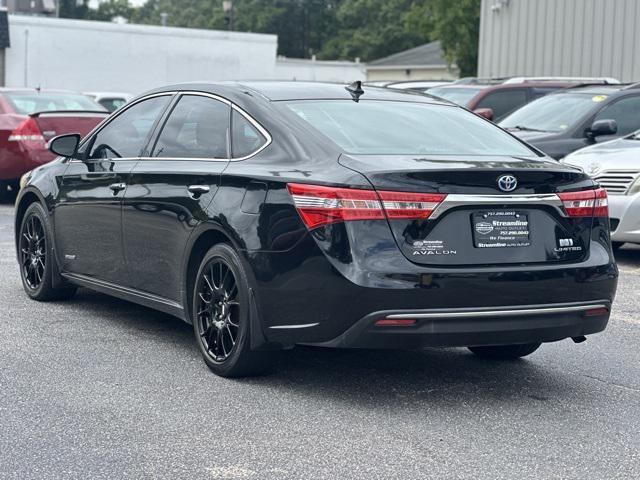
[468, 343, 541, 360]
[18, 203, 77, 301]
[192, 244, 274, 377]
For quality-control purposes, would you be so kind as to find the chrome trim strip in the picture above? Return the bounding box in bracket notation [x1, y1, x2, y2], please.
[430, 193, 566, 219]
[61, 272, 183, 311]
[386, 303, 608, 320]
[269, 323, 320, 329]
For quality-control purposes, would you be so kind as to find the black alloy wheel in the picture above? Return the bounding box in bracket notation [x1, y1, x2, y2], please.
[20, 213, 47, 290]
[196, 258, 241, 362]
[18, 202, 76, 301]
[192, 244, 274, 377]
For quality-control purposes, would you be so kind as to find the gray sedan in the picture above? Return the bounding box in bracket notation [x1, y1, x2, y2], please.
[563, 130, 640, 248]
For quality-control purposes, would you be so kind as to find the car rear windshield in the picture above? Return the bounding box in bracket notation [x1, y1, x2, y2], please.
[4, 92, 104, 115]
[426, 86, 484, 106]
[285, 100, 536, 156]
[499, 93, 603, 133]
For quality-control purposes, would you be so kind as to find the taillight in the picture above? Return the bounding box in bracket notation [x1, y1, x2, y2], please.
[8, 118, 45, 148]
[558, 188, 608, 217]
[378, 191, 446, 219]
[287, 183, 446, 229]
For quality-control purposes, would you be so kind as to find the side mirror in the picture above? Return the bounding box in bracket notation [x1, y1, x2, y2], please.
[474, 108, 494, 121]
[48, 134, 81, 158]
[587, 119, 617, 139]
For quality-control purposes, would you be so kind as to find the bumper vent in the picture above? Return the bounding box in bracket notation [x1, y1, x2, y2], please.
[593, 170, 640, 195]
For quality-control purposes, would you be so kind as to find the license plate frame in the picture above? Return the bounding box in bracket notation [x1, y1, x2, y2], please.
[472, 211, 531, 248]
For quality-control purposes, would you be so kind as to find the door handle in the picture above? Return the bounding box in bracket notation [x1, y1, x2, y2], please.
[187, 185, 210, 197]
[109, 182, 126, 194]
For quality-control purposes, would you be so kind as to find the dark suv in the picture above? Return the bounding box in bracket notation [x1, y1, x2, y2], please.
[500, 84, 640, 159]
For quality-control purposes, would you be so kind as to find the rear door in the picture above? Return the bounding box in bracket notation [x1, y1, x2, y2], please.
[54, 94, 172, 283]
[121, 93, 231, 302]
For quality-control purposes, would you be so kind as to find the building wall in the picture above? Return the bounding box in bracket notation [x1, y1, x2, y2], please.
[366, 67, 458, 82]
[274, 57, 365, 82]
[478, 0, 640, 82]
[6, 15, 278, 95]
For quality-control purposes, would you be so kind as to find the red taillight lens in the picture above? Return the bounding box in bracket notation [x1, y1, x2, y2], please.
[378, 190, 446, 219]
[375, 318, 416, 327]
[593, 187, 609, 217]
[287, 183, 384, 229]
[557, 188, 608, 217]
[287, 183, 446, 229]
[8, 118, 45, 148]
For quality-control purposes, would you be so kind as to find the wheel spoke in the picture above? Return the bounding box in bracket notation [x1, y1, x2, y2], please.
[225, 325, 236, 346]
[203, 274, 214, 293]
[198, 292, 211, 304]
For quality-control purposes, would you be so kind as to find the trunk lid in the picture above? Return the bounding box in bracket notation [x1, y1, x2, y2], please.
[30, 110, 109, 142]
[339, 154, 597, 266]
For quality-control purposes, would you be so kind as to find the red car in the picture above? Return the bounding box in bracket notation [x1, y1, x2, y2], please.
[427, 81, 588, 122]
[0, 88, 109, 200]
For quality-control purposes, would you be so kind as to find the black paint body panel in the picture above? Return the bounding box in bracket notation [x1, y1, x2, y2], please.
[14, 82, 618, 351]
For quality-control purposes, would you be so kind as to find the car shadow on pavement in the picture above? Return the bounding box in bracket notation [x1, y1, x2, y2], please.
[67, 288, 589, 407]
[614, 244, 640, 267]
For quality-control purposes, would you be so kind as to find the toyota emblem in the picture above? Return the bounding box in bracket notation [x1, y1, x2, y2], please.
[497, 175, 518, 192]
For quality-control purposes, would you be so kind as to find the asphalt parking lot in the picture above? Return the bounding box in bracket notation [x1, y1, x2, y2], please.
[0, 202, 639, 480]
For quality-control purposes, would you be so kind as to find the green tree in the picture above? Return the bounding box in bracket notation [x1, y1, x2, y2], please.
[87, 0, 135, 22]
[58, 0, 90, 19]
[318, 0, 429, 62]
[407, 0, 480, 76]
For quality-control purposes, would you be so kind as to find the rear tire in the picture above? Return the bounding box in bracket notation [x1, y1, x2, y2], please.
[468, 343, 541, 360]
[18, 202, 77, 301]
[192, 243, 275, 377]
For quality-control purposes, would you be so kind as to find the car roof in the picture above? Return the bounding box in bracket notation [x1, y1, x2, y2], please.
[552, 84, 633, 95]
[0, 87, 83, 95]
[145, 81, 451, 105]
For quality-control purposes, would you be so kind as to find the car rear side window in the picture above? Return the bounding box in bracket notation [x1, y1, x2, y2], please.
[231, 110, 267, 158]
[475, 89, 528, 121]
[285, 100, 536, 156]
[593, 95, 640, 136]
[87, 95, 171, 160]
[153, 95, 230, 159]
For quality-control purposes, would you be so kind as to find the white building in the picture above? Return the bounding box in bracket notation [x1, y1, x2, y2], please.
[4, 14, 364, 94]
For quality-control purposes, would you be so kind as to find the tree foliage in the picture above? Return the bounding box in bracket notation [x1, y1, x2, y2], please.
[59, 0, 480, 75]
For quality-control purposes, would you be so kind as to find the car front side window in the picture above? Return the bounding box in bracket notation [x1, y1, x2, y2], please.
[152, 95, 230, 159]
[594, 95, 640, 136]
[86, 95, 171, 160]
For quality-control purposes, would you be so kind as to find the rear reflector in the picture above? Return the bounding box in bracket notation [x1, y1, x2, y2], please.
[375, 318, 417, 327]
[557, 188, 608, 217]
[287, 183, 446, 229]
[583, 307, 609, 317]
[8, 118, 45, 145]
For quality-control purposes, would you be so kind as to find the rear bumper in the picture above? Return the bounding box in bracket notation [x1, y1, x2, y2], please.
[609, 193, 640, 244]
[308, 301, 611, 349]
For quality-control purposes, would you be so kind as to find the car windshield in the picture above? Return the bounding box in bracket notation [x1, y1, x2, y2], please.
[500, 93, 602, 133]
[426, 86, 484, 106]
[5, 91, 104, 115]
[285, 100, 536, 156]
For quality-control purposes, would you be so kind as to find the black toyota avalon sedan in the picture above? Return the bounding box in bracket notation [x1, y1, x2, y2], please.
[15, 82, 617, 377]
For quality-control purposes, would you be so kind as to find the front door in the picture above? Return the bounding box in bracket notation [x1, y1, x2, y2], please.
[54, 94, 172, 283]
[121, 93, 231, 302]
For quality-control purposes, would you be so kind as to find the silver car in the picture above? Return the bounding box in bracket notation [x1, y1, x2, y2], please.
[563, 130, 640, 249]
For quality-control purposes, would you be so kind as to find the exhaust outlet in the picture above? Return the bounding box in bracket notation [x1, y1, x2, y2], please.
[572, 336, 587, 343]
